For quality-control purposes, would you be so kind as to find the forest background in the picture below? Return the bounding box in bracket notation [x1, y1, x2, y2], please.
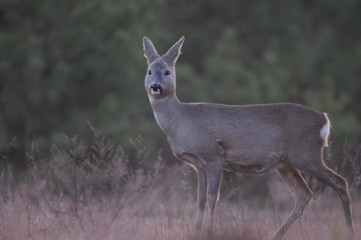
[0, 1, 361, 239]
[1, 0, 361, 173]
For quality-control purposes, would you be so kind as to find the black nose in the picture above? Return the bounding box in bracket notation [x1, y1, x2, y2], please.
[150, 84, 163, 92]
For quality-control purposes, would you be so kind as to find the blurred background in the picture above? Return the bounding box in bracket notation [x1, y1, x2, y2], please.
[0, 0, 361, 169]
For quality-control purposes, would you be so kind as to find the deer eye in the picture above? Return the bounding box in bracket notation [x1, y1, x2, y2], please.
[148, 70, 152, 75]
[164, 70, 171, 76]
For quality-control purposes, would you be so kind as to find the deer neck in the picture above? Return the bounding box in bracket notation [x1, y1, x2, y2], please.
[148, 93, 182, 137]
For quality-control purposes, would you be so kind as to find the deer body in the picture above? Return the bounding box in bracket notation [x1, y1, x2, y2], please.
[151, 96, 327, 170]
[143, 36, 354, 240]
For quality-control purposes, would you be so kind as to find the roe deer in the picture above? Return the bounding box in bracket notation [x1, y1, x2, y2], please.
[142, 36, 354, 240]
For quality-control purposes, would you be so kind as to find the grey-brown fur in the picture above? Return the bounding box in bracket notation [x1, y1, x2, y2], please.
[143, 36, 354, 240]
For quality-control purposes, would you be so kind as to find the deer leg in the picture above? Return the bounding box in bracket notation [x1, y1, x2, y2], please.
[272, 164, 313, 240]
[205, 163, 223, 238]
[195, 168, 207, 237]
[300, 163, 354, 237]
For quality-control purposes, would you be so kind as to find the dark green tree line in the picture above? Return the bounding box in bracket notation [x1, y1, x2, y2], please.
[0, 0, 360, 167]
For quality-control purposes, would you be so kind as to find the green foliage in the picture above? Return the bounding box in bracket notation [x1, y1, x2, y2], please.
[0, 0, 360, 163]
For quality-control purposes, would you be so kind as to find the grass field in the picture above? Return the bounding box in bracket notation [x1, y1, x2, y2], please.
[0, 189, 359, 240]
[0, 131, 360, 240]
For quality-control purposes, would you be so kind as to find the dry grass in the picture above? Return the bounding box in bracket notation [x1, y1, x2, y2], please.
[0, 129, 360, 240]
[0, 193, 360, 240]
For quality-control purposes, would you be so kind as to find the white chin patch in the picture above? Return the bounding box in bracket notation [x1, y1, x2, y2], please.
[150, 90, 161, 95]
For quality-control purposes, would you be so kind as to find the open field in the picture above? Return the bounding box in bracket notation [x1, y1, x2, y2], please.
[0, 189, 360, 240]
[1, 132, 360, 240]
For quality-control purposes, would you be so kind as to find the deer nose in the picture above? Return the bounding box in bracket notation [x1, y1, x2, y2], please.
[150, 84, 163, 92]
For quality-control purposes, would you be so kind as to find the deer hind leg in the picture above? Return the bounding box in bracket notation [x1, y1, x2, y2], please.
[299, 162, 354, 237]
[272, 164, 313, 240]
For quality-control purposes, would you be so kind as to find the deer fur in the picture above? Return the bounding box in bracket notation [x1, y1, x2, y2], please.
[142, 36, 354, 240]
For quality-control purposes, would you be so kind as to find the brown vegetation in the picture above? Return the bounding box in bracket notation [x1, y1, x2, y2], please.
[0, 128, 360, 240]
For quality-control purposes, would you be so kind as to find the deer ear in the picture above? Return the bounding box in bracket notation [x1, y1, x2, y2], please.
[143, 37, 160, 65]
[163, 36, 185, 66]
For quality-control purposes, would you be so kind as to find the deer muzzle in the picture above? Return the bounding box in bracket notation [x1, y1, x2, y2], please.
[150, 84, 163, 95]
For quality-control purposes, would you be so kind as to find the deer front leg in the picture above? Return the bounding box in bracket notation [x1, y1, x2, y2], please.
[195, 168, 207, 237]
[205, 162, 223, 238]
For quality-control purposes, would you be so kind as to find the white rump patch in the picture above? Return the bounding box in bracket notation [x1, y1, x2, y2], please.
[320, 115, 330, 146]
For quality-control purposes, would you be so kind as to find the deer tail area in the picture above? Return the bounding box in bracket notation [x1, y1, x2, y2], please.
[320, 113, 331, 147]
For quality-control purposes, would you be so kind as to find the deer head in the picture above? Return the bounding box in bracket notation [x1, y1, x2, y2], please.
[143, 36, 185, 99]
